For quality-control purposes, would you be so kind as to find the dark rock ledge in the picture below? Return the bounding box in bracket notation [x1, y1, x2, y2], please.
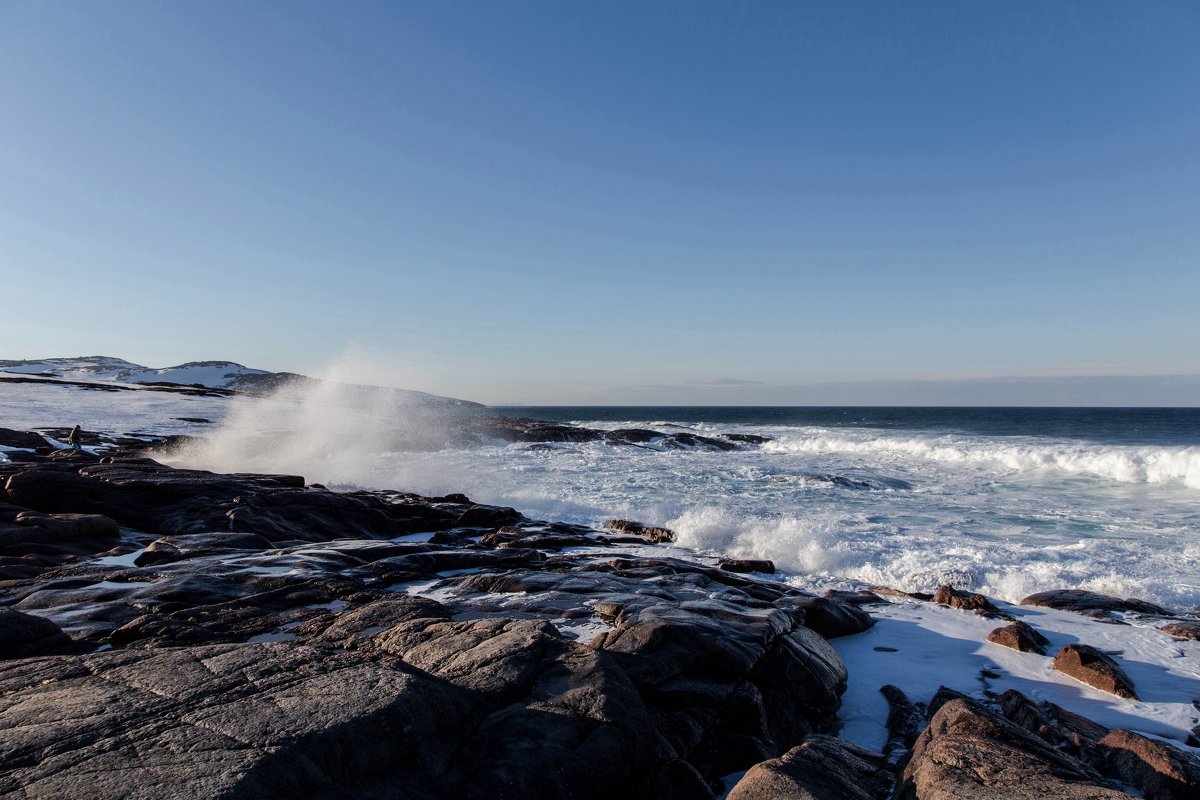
[0, 449, 853, 799]
[1, 447, 1197, 799]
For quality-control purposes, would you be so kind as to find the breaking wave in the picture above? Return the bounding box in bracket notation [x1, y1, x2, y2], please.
[762, 431, 1200, 489]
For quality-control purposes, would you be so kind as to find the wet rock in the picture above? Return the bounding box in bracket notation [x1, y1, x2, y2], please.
[896, 697, 1129, 800]
[134, 531, 275, 565]
[1052, 644, 1138, 700]
[822, 589, 887, 606]
[933, 585, 1009, 618]
[986, 620, 1051, 654]
[726, 734, 893, 800]
[0, 428, 47, 450]
[790, 596, 874, 639]
[879, 685, 928, 759]
[1021, 589, 1171, 617]
[0, 607, 79, 659]
[605, 519, 676, 543]
[455, 504, 525, 528]
[1159, 621, 1200, 641]
[719, 559, 776, 575]
[1097, 728, 1200, 800]
[722, 433, 771, 445]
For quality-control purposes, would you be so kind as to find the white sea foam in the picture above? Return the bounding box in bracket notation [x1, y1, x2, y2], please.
[763, 430, 1200, 488]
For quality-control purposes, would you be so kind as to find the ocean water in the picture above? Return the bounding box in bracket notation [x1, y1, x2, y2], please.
[387, 406, 1200, 611]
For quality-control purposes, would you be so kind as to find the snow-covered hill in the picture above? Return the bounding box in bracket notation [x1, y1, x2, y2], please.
[0, 356, 482, 409]
[0, 356, 270, 389]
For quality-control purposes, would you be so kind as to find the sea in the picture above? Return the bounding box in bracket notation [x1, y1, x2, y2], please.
[391, 406, 1200, 611]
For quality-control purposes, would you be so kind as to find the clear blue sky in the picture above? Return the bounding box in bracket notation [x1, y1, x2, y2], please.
[2, 1, 1197, 404]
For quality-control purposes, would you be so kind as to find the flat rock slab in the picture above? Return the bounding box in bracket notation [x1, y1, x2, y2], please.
[0, 644, 471, 800]
[1052, 644, 1138, 700]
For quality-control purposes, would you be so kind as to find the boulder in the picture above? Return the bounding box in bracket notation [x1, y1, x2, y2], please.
[934, 585, 1008, 618]
[1021, 589, 1170, 617]
[1159, 621, 1200, 641]
[0, 607, 78, 659]
[896, 697, 1131, 799]
[726, 734, 893, 800]
[986, 620, 1051, 654]
[605, 519, 676, 543]
[1051, 644, 1138, 699]
[998, 689, 1110, 769]
[790, 596, 874, 639]
[1097, 729, 1200, 800]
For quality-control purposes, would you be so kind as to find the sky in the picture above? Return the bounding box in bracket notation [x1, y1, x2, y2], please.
[1, 1, 1198, 405]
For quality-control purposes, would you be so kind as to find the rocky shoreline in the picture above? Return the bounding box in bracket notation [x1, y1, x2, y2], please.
[1, 427, 1198, 799]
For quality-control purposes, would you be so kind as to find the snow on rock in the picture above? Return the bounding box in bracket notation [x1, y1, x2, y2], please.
[0, 356, 268, 389]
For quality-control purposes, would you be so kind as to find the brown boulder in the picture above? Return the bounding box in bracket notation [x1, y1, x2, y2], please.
[1052, 644, 1138, 699]
[934, 585, 1008, 618]
[896, 697, 1131, 799]
[1098, 729, 1200, 800]
[1159, 621, 1200, 641]
[986, 620, 1051, 654]
[726, 734, 893, 800]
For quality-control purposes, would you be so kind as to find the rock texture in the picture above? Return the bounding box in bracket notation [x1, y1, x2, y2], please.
[1097, 729, 1200, 800]
[896, 697, 1131, 799]
[1021, 589, 1170, 618]
[986, 620, 1051, 654]
[1052, 644, 1138, 700]
[0, 451, 865, 798]
[725, 734, 893, 800]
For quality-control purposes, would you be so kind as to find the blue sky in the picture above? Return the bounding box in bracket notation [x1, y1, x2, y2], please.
[2, 1, 1197, 404]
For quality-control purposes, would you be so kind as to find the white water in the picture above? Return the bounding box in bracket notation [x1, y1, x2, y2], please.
[167, 401, 1200, 609]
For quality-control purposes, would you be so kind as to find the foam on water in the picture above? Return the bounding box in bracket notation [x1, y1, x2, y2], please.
[160, 383, 1200, 611]
[763, 430, 1200, 488]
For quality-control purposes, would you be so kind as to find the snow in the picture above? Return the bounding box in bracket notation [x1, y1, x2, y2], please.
[0, 356, 266, 389]
[832, 597, 1200, 752]
[0, 379, 229, 436]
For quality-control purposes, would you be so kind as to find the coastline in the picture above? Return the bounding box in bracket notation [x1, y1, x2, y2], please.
[2, 422, 1198, 797]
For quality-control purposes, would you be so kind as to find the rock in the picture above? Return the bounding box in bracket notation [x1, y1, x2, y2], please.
[0, 607, 78, 659]
[723, 433, 772, 445]
[134, 531, 275, 565]
[880, 684, 927, 762]
[896, 697, 1130, 800]
[726, 734, 893, 800]
[986, 620, 1051, 654]
[791, 596, 874, 639]
[0, 428, 47, 450]
[1097, 728, 1200, 800]
[719, 559, 776, 575]
[933, 585, 1008, 618]
[605, 519, 676, 543]
[455, 504, 525, 528]
[1021, 589, 1171, 617]
[822, 589, 887, 606]
[1159, 621, 1200, 641]
[0, 643, 474, 799]
[1052, 644, 1138, 699]
[998, 689, 1110, 768]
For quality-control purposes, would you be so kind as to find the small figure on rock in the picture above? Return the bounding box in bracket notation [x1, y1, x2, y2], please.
[67, 425, 82, 453]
